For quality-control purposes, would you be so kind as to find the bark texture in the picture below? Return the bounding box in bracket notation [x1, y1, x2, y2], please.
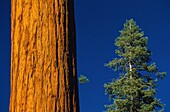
[10, 0, 79, 112]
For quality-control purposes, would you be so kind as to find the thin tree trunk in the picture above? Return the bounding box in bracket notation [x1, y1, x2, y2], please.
[10, 0, 79, 112]
[129, 61, 133, 72]
[129, 61, 133, 112]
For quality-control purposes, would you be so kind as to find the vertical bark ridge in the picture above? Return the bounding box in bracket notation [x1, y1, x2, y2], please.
[10, 0, 79, 112]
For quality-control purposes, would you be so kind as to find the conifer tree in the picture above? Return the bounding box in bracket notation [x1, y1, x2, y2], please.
[10, 0, 79, 111]
[104, 19, 166, 112]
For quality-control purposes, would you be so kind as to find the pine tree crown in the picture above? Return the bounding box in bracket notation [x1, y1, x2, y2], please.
[104, 19, 166, 112]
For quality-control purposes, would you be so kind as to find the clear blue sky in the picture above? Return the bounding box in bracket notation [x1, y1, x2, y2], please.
[0, 0, 170, 112]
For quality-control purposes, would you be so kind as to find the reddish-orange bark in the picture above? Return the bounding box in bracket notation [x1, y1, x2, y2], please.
[10, 0, 79, 111]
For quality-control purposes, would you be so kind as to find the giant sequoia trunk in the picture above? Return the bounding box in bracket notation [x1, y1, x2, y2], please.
[10, 0, 79, 112]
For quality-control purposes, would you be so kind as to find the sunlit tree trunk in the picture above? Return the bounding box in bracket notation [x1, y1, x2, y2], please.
[10, 0, 79, 111]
